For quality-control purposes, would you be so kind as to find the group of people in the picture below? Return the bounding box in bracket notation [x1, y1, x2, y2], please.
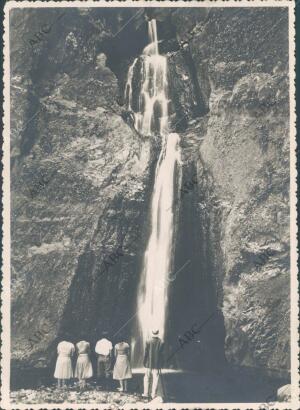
[54, 329, 164, 399]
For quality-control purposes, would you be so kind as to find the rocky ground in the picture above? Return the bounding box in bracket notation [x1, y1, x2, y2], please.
[11, 387, 147, 406]
[10, 381, 150, 406]
[10, 368, 290, 405]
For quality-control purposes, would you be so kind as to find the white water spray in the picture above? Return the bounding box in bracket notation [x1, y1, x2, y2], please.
[125, 19, 181, 363]
[125, 20, 169, 137]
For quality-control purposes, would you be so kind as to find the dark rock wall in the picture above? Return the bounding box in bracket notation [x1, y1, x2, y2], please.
[10, 8, 154, 376]
[166, 7, 290, 374]
[10, 6, 290, 382]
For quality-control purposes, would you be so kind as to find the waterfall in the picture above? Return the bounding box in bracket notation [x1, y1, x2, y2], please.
[125, 20, 169, 137]
[125, 19, 181, 366]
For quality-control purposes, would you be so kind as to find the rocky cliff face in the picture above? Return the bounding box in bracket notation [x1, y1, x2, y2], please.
[10, 8, 156, 380]
[10, 6, 290, 385]
[166, 7, 290, 375]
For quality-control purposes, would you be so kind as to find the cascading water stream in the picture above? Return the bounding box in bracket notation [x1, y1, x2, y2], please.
[125, 20, 169, 137]
[125, 19, 181, 366]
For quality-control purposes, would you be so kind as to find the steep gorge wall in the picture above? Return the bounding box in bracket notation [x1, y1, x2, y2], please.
[165, 7, 290, 374]
[10, 8, 155, 380]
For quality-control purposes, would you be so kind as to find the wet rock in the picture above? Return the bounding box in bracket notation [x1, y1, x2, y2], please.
[170, 7, 290, 373]
[168, 51, 200, 123]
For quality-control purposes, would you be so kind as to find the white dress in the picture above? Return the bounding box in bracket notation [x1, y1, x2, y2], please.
[75, 341, 93, 379]
[113, 342, 132, 380]
[54, 341, 75, 379]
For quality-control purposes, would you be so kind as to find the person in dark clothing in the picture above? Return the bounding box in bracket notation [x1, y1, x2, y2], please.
[142, 329, 164, 399]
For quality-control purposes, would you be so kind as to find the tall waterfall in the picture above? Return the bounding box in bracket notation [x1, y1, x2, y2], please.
[125, 19, 181, 365]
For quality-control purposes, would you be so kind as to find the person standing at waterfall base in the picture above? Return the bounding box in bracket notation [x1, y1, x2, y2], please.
[113, 338, 132, 392]
[95, 332, 113, 389]
[74, 340, 93, 390]
[143, 329, 164, 399]
[54, 339, 75, 388]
